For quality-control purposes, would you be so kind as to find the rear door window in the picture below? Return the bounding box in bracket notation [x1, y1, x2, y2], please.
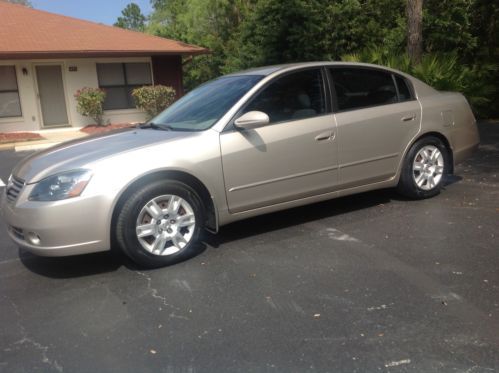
[329, 68, 398, 111]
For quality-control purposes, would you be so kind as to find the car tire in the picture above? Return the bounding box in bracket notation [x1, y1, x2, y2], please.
[115, 180, 205, 268]
[397, 136, 450, 199]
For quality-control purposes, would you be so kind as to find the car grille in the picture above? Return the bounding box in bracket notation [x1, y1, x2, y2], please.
[6, 176, 25, 203]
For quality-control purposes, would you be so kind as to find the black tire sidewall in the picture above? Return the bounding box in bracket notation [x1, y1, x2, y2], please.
[116, 180, 204, 268]
[398, 136, 448, 199]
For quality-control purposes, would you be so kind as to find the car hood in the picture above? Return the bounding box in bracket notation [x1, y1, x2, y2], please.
[13, 128, 196, 183]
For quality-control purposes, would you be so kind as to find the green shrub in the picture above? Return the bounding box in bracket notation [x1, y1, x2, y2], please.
[132, 85, 176, 120]
[74, 87, 106, 126]
[342, 48, 497, 118]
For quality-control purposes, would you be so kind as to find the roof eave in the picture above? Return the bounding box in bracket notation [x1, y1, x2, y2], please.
[0, 49, 209, 60]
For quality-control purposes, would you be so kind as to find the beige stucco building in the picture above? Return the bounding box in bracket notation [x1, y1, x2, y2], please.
[0, 2, 206, 133]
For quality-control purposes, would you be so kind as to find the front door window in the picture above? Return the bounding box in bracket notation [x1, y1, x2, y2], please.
[243, 68, 326, 123]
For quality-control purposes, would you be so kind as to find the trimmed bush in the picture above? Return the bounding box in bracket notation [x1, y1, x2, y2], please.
[74, 87, 106, 126]
[132, 85, 176, 120]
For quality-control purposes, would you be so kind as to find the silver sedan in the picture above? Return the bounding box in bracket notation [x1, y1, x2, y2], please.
[1, 62, 479, 267]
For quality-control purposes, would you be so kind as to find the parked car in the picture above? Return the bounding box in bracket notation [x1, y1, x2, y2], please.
[1, 62, 479, 267]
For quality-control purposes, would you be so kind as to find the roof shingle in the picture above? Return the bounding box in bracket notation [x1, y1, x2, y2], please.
[0, 1, 207, 59]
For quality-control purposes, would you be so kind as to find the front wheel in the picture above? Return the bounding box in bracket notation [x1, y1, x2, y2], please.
[397, 136, 450, 199]
[115, 180, 205, 268]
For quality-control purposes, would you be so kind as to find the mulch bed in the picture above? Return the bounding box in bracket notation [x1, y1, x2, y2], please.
[0, 132, 44, 144]
[80, 123, 137, 134]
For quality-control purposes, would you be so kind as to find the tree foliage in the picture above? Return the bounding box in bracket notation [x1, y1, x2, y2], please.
[423, 0, 477, 58]
[148, 0, 255, 89]
[470, 0, 499, 59]
[225, 0, 330, 70]
[114, 2, 146, 31]
[3, 0, 32, 6]
[137, 0, 498, 116]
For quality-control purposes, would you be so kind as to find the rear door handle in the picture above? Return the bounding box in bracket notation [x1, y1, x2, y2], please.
[315, 131, 333, 141]
[401, 114, 416, 122]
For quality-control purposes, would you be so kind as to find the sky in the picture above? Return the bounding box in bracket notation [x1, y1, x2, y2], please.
[31, 0, 153, 25]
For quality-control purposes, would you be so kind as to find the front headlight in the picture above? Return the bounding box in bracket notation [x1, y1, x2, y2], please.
[29, 170, 93, 201]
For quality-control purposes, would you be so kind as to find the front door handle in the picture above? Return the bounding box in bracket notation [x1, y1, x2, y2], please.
[401, 114, 416, 122]
[315, 131, 332, 141]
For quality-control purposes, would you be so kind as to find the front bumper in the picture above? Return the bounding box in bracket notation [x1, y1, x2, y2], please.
[1, 187, 111, 257]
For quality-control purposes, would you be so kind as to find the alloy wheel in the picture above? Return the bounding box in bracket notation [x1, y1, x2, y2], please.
[135, 194, 196, 256]
[412, 145, 444, 191]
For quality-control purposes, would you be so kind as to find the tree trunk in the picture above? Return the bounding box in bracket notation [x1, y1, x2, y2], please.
[407, 0, 423, 65]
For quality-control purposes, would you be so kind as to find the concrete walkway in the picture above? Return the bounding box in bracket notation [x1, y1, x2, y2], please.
[0, 127, 89, 152]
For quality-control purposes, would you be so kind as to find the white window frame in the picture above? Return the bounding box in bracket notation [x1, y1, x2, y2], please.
[0, 65, 23, 119]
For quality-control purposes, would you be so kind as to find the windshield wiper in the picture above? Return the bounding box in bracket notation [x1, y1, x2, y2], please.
[139, 122, 174, 131]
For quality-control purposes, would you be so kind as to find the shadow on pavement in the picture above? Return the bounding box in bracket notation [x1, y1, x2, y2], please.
[207, 188, 396, 248]
[19, 250, 123, 279]
[19, 241, 209, 278]
[444, 174, 463, 186]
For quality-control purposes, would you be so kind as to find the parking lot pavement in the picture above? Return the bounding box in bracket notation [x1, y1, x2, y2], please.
[0, 122, 498, 372]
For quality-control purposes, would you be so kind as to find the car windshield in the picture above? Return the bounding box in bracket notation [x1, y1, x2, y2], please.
[148, 75, 264, 131]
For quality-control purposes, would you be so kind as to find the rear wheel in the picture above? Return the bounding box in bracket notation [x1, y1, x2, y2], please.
[397, 136, 449, 199]
[116, 180, 204, 268]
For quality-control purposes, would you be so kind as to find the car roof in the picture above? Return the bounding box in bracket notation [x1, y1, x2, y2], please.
[228, 61, 402, 76]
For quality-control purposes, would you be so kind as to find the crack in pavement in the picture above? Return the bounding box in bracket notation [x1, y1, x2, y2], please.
[14, 337, 63, 372]
[136, 271, 189, 319]
[136, 271, 174, 309]
[7, 298, 63, 372]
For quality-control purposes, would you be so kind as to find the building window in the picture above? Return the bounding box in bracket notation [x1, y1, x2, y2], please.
[0, 66, 22, 118]
[97, 62, 152, 110]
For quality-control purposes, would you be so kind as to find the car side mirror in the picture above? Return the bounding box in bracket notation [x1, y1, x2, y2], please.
[234, 111, 270, 130]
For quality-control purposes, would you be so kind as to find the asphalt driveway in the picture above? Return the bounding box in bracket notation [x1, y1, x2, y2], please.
[0, 122, 498, 372]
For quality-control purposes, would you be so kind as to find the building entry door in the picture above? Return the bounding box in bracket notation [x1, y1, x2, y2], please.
[35, 65, 69, 127]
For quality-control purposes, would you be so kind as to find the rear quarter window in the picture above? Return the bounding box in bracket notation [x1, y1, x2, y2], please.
[395, 76, 413, 102]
